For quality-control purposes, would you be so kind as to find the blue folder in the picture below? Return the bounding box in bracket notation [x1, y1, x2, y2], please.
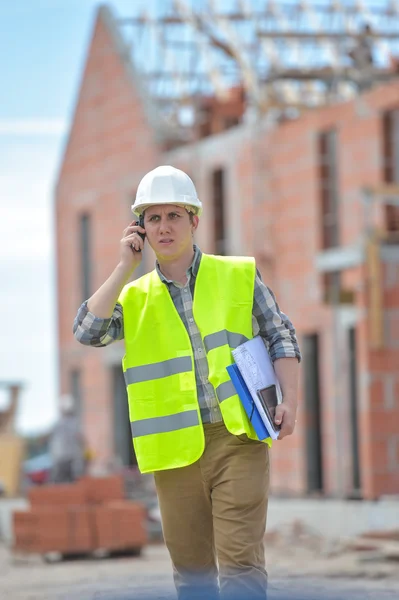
[226, 363, 270, 441]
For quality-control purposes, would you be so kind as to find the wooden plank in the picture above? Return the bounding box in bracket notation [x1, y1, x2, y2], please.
[367, 183, 399, 198]
[366, 237, 384, 349]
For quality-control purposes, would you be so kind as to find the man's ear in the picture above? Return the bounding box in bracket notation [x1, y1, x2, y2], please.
[192, 215, 199, 232]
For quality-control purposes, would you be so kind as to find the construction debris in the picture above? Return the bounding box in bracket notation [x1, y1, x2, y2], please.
[264, 520, 399, 580]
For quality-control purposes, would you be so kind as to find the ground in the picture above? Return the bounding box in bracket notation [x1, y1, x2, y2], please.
[1, 537, 399, 600]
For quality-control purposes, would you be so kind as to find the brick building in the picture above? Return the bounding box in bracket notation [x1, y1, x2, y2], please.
[55, 6, 399, 500]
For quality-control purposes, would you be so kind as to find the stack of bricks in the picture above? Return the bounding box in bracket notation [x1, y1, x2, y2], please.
[12, 475, 147, 557]
[93, 501, 147, 552]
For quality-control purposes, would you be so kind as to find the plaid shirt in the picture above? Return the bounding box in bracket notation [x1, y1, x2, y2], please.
[73, 246, 301, 424]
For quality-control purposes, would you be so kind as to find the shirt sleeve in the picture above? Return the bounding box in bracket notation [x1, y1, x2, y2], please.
[252, 270, 301, 363]
[73, 301, 124, 347]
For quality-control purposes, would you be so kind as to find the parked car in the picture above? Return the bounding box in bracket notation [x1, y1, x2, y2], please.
[23, 453, 53, 486]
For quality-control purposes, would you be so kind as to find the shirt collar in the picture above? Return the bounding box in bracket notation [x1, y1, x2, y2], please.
[156, 245, 202, 285]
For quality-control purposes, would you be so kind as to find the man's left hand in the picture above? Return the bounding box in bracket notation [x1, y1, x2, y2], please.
[274, 402, 297, 440]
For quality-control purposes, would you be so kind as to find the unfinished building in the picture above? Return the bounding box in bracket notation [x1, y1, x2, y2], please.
[55, 1, 399, 499]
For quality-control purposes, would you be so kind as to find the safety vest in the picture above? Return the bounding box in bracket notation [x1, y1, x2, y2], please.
[118, 253, 271, 473]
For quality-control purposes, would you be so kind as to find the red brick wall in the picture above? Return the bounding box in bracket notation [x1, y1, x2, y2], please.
[365, 254, 399, 498]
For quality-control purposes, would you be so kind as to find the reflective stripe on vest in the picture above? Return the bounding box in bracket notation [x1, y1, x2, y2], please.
[131, 409, 199, 438]
[124, 356, 192, 385]
[216, 380, 237, 403]
[204, 330, 248, 353]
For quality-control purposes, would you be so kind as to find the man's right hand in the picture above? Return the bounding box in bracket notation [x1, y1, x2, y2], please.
[120, 221, 146, 268]
[85, 221, 146, 318]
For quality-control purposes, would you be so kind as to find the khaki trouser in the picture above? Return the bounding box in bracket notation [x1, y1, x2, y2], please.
[154, 421, 270, 600]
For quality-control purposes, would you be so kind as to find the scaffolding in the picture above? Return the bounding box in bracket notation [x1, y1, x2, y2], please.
[118, 0, 399, 137]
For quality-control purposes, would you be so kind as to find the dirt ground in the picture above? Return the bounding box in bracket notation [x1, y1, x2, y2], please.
[2, 524, 399, 600]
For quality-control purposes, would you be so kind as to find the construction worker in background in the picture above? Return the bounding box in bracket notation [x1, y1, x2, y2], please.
[73, 165, 301, 600]
[49, 394, 86, 483]
[348, 23, 374, 91]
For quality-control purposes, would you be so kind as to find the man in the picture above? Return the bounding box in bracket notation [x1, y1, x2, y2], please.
[49, 394, 86, 483]
[73, 165, 301, 600]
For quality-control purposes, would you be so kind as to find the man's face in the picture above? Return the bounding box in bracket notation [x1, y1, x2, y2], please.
[143, 204, 199, 260]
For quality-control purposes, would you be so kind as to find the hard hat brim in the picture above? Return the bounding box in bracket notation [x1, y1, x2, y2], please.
[132, 200, 202, 218]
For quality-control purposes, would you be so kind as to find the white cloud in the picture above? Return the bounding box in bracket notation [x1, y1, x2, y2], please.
[0, 150, 58, 262]
[0, 118, 68, 136]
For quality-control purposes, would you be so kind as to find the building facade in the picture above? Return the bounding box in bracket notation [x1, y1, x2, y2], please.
[55, 6, 399, 500]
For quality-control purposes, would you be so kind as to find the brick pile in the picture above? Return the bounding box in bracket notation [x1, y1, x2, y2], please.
[12, 475, 147, 557]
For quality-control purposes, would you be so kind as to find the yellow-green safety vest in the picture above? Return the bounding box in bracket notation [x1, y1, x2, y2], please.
[118, 253, 271, 473]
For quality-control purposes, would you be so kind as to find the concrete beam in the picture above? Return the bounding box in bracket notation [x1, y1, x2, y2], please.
[315, 242, 364, 273]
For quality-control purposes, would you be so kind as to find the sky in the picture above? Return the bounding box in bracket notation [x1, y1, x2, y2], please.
[0, 0, 152, 435]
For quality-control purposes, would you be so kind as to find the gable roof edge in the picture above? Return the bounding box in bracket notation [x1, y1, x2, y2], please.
[98, 4, 165, 144]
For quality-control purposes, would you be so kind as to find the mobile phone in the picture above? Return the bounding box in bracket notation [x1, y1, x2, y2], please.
[256, 384, 281, 432]
[134, 215, 146, 252]
[137, 215, 146, 241]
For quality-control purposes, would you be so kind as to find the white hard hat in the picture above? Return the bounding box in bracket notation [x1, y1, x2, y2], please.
[132, 165, 202, 217]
